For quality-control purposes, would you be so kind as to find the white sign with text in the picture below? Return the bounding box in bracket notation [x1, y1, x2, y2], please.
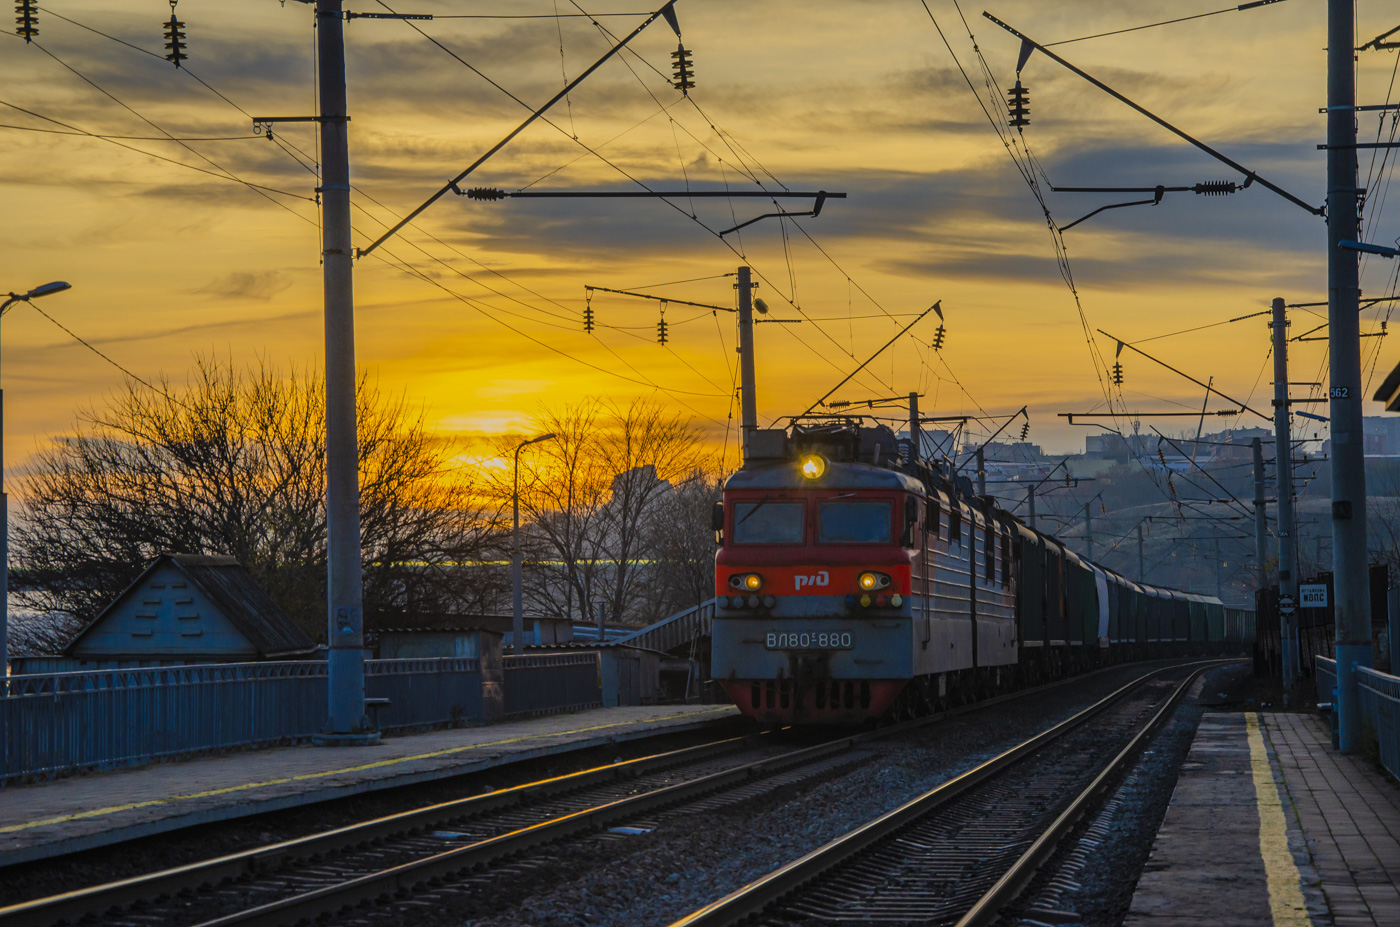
[1299, 584, 1329, 608]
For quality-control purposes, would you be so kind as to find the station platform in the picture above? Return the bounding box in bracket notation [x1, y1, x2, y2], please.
[0, 703, 738, 868]
[1127, 711, 1400, 926]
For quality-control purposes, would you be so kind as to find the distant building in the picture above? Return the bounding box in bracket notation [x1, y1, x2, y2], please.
[1365, 416, 1400, 455]
[38, 554, 317, 671]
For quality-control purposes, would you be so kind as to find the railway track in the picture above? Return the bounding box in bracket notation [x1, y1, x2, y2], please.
[0, 724, 884, 926]
[0, 661, 1218, 927]
[670, 661, 1222, 927]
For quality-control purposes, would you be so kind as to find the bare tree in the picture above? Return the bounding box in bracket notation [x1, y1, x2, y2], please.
[14, 355, 505, 641]
[645, 470, 725, 618]
[494, 400, 610, 624]
[595, 399, 707, 624]
[492, 397, 711, 627]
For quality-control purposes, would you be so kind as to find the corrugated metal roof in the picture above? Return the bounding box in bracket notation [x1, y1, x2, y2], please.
[165, 555, 316, 657]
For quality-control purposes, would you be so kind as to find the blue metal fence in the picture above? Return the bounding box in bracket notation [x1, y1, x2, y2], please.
[1315, 655, 1400, 781]
[1, 661, 327, 782]
[2, 657, 485, 783]
[1316, 655, 1337, 709]
[503, 652, 601, 716]
[0, 651, 604, 783]
[1357, 665, 1400, 781]
[367, 658, 481, 732]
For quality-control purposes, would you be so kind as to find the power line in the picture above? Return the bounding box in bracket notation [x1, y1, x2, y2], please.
[1043, 1, 1292, 47]
[27, 303, 189, 409]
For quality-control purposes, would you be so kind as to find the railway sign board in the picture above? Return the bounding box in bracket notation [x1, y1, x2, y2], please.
[1299, 584, 1329, 608]
[1279, 594, 1296, 616]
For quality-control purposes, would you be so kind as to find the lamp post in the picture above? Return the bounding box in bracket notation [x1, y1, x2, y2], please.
[512, 433, 556, 655]
[0, 281, 72, 684]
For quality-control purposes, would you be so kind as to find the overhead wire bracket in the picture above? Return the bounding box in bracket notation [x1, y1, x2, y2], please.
[981, 11, 1324, 216]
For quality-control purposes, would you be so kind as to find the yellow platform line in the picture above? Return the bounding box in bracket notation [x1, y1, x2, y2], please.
[0, 706, 733, 836]
[1246, 712, 1312, 927]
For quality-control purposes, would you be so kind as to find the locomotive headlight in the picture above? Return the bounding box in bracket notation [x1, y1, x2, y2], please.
[729, 572, 764, 592]
[799, 454, 827, 480]
[858, 571, 891, 591]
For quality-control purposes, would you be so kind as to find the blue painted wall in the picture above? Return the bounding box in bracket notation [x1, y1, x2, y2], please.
[71, 563, 259, 658]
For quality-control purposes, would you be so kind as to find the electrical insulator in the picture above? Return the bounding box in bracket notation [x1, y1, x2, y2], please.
[1111, 362, 1124, 386]
[1007, 80, 1029, 129]
[1019, 422, 1029, 441]
[931, 324, 947, 351]
[583, 306, 595, 333]
[671, 44, 695, 95]
[163, 5, 187, 68]
[15, 0, 37, 42]
[1192, 180, 1237, 196]
[657, 317, 669, 345]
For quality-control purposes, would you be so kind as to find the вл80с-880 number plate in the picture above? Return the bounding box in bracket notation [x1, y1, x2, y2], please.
[765, 630, 854, 650]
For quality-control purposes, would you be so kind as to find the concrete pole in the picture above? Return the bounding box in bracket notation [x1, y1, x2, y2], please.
[1389, 584, 1399, 675]
[597, 596, 606, 643]
[976, 446, 987, 496]
[1327, 0, 1372, 754]
[737, 266, 757, 461]
[1215, 537, 1223, 600]
[0, 371, 6, 688]
[908, 392, 920, 466]
[1252, 437, 1269, 593]
[1137, 522, 1145, 583]
[512, 443, 525, 656]
[1273, 297, 1299, 700]
[317, 0, 371, 743]
[1085, 502, 1094, 562]
[1027, 484, 1036, 529]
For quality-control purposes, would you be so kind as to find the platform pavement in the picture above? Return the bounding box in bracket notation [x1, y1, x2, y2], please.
[0, 703, 739, 868]
[1125, 711, 1400, 926]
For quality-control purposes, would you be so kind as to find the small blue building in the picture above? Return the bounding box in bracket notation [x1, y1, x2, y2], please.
[52, 553, 317, 669]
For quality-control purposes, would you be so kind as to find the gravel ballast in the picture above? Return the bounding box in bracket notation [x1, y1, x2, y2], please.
[402, 661, 1238, 927]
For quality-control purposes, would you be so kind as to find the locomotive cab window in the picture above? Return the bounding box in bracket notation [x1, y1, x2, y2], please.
[818, 500, 892, 544]
[928, 498, 941, 538]
[732, 501, 805, 544]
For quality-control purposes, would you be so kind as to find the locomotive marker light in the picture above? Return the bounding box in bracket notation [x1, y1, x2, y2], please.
[800, 454, 827, 480]
[729, 573, 764, 592]
[858, 571, 892, 591]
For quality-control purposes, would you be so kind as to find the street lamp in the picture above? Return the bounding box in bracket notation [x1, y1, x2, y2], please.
[0, 281, 72, 684]
[512, 432, 556, 655]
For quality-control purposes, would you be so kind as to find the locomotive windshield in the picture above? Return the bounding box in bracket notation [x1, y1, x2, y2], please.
[818, 500, 892, 544]
[732, 501, 805, 544]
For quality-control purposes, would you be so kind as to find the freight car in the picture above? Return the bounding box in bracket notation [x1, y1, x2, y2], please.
[711, 420, 1254, 724]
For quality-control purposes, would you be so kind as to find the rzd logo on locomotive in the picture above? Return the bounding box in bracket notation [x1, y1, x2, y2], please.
[794, 570, 830, 591]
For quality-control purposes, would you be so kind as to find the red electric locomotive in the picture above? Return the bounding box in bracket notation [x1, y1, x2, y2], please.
[711, 420, 1020, 724]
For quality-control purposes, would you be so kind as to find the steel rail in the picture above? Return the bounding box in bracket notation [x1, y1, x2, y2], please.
[190, 731, 880, 926]
[954, 662, 1216, 926]
[1, 660, 1209, 927]
[0, 733, 759, 927]
[669, 660, 1232, 927]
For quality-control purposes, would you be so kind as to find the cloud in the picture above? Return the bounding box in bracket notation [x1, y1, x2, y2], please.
[194, 270, 293, 301]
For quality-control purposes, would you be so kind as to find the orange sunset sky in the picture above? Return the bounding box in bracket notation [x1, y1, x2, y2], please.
[3, 0, 1399, 474]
